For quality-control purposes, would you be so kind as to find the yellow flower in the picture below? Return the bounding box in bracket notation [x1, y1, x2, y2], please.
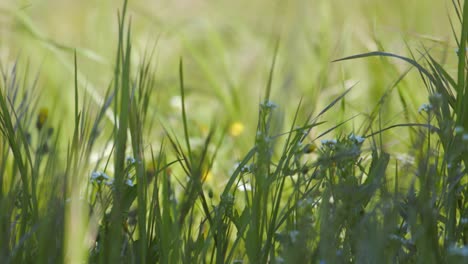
[303, 143, 317, 154]
[36, 108, 49, 130]
[199, 124, 209, 135]
[202, 169, 212, 183]
[229, 121, 245, 137]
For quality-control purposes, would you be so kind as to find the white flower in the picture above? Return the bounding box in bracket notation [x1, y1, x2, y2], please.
[418, 103, 433, 113]
[463, 133, 468, 141]
[349, 133, 365, 144]
[455, 47, 468, 55]
[237, 182, 252, 191]
[126, 156, 136, 165]
[126, 179, 135, 187]
[321, 139, 337, 146]
[170, 95, 182, 110]
[90, 171, 110, 184]
[260, 100, 277, 109]
[448, 244, 468, 257]
[289, 230, 300, 243]
[105, 178, 114, 186]
[233, 162, 252, 174]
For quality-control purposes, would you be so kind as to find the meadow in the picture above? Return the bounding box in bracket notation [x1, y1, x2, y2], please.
[0, 0, 467, 263]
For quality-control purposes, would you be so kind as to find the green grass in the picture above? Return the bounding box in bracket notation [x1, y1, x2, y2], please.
[0, 0, 467, 263]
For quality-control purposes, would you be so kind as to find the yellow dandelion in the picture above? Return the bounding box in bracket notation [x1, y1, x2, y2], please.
[229, 121, 245, 137]
[36, 107, 49, 130]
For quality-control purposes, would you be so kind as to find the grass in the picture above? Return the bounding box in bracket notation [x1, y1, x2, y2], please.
[0, 0, 467, 263]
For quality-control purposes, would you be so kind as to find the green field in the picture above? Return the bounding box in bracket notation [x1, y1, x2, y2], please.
[0, 0, 467, 263]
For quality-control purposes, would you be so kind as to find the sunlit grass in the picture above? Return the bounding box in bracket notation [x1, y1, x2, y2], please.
[0, 0, 467, 263]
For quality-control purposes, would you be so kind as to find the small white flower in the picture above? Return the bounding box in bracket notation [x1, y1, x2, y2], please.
[170, 95, 182, 110]
[126, 156, 136, 165]
[349, 133, 365, 144]
[448, 244, 468, 257]
[289, 230, 300, 243]
[105, 178, 114, 186]
[418, 103, 433, 113]
[455, 126, 464, 134]
[230, 162, 241, 175]
[463, 133, 468, 141]
[455, 47, 468, 55]
[321, 139, 337, 146]
[126, 179, 135, 187]
[261, 100, 277, 109]
[90, 171, 110, 184]
[237, 182, 252, 191]
[232, 162, 253, 174]
[240, 164, 252, 173]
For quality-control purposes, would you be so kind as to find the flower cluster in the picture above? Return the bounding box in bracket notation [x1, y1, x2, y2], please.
[317, 133, 366, 171]
[418, 103, 433, 114]
[90, 171, 112, 185]
[90, 171, 135, 187]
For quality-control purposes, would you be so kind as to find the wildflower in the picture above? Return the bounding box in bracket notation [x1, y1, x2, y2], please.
[448, 244, 468, 257]
[349, 133, 365, 144]
[237, 182, 252, 191]
[260, 100, 277, 109]
[418, 103, 433, 113]
[462, 133, 468, 141]
[455, 126, 464, 134]
[232, 162, 252, 174]
[289, 230, 300, 243]
[455, 47, 468, 55]
[302, 143, 317, 154]
[90, 171, 110, 184]
[125, 179, 135, 187]
[170, 95, 182, 110]
[36, 107, 49, 130]
[229, 121, 245, 137]
[202, 169, 212, 182]
[321, 139, 337, 147]
[126, 156, 137, 166]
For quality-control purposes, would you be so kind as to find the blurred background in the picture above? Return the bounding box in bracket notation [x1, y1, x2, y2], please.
[0, 0, 458, 174]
